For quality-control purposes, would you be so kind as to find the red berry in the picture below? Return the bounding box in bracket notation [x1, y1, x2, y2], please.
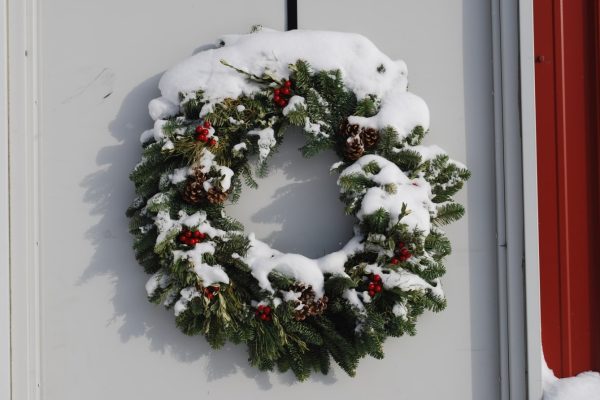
[264, 306, 271, 314]
[209, 138, 218, 147]
[284, 80, 292, 88]
[373, 274, 381, 282]
[368, 290, 376, 297]
[273, 94, 280, 102]
[375, 285, 382, 293]
[257, 305, 265, 311]
[178, 234, 186, 242]
[277, 99, 287, 107]
[391, 258, 399, 265]
[200, 135, 208, 142]
[281, 87, 290, 96]
[213, 286, 220, 292]
[201, 128, 209, 135]
[274, 88, 281, 96]
[398, 242, 405, 248]
[207, 293, 214, 300]
[203, 120, 211, 128]
[185, 231, 192, 238]
[199, 232, 206, 239]
[195, 125, 204, 134]
[193, 230, 201, 238]
[192, 238, 199, 245]
[260, 313, 268, 321]
[368, 282, 375, 290]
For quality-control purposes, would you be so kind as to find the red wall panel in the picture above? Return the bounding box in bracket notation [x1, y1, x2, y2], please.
[534, 0, 600, 377]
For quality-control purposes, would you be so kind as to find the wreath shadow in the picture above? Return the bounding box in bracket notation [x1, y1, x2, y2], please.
[78, 74, 341, 389]
[227, 128, 356, 259]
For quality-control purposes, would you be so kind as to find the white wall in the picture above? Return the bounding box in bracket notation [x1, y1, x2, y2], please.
[0, 0, 11, 397]
[10, 0, 501, 399]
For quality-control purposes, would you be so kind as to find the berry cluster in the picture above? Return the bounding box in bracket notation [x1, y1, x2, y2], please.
[178, 227, 206, 247]
[255, 304, 272, 321]
[367, 274, 383, 297]
[195, 120, 218, 147]
[390, 242, 412, 265]
[272, 80, 292, 107]
[203, 285, 220, 300]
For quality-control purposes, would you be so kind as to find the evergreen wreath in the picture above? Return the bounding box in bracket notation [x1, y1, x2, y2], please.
[127, 27, 470, 380]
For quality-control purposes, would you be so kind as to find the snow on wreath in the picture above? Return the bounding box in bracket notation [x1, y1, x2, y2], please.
[127, 26, 470, 380]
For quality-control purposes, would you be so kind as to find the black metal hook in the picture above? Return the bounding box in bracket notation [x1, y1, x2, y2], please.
[286, 0, 298, 30]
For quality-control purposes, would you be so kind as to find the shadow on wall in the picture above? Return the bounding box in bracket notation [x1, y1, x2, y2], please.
[227, 127, 355, 259]
[78, 71, 344, 388]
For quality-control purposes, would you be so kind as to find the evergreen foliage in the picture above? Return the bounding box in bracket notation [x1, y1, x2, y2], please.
[128, 43, 469, 380]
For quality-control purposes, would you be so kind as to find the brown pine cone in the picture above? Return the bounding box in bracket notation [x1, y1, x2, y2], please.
[290, 283, 328, 321]
[206, 187, 228, 205]
[360, 127, 379, 148]
[338, 121, 360, 139]
[344, 134, 365, 161]
[313, 297, 328, 315]
[294, 311, 307, 321]
[181, 168, 206, 204]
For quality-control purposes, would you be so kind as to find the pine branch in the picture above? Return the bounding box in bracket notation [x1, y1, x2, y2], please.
[433, 202, 465, 226]
[220, 59, 273, 84]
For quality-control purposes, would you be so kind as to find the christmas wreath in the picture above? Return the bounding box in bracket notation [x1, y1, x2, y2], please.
[127, 27, 470, 380]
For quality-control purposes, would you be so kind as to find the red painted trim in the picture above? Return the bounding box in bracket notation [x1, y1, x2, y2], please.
[534, 0, 600, 377]
[589, 0, 600, 373]
[534, 0, 563, 375]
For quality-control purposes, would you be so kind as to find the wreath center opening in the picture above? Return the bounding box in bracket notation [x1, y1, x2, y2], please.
[226, 127, 355, 258]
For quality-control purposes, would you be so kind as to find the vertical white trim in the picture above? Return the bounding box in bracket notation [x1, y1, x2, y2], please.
[493, 0, 528, 397]
[501, 0, 529, 395]
[490, 1, 510, 398]
[7, 0, 41, 398]
[493, 0, 541, 398]
[0, 0, 11, 397]
[518, 0, 542, 399]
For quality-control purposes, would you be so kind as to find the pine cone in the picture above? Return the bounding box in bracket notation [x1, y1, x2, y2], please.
[206, 187, 228, 205]
[360, 127, 379, 148]
[290, 283, 328, 321]
[338, 121, 360, 139]
[344, 134, 365, 161]
[181, 168, 206, 204]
